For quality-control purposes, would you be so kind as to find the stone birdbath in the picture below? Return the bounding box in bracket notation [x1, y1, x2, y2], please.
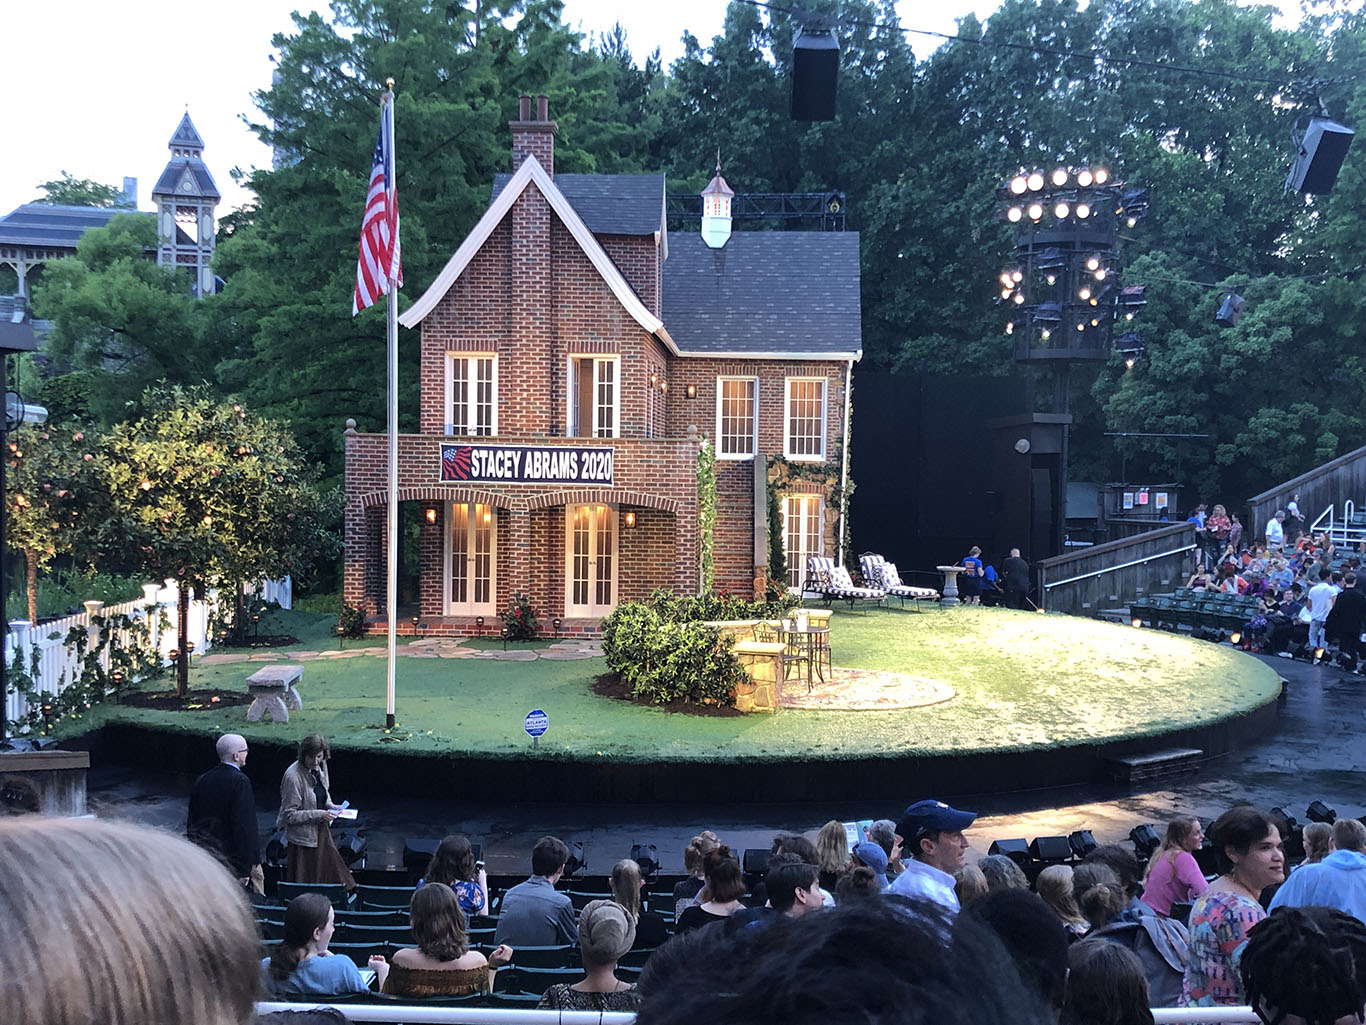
[936, 566, 964, 607]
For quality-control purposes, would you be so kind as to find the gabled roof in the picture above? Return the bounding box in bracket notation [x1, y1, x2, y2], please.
[401, 156, 671, 346]
[662, 232, 862, 360]
[0, 204, 142, 249]
[491, 172, 665, 236]
[151, 160, 221, 201]
[169, 112, 206, 152]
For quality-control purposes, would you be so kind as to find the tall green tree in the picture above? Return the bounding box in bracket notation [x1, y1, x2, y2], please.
[37, 172, 129, 207]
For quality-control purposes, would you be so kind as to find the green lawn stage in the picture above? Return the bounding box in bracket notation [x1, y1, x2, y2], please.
[73, 606, 1281, 763]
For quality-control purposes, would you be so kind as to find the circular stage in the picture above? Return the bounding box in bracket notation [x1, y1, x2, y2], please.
[75, 607, 1283, 804]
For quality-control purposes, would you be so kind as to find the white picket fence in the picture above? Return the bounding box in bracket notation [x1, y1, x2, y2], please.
[3, 576, 290, 730]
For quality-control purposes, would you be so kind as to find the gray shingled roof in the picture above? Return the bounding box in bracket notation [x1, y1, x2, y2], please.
[169, 112, 206, 151]
[0, 204, 140, 249]
[662, 232, 862, 358]
[152, 159, 221, 201]
[491, 172, 663, 236]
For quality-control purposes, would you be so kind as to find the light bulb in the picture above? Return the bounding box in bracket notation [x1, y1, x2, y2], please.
[1094, 168, 1109, 184]
[1052, 168, 1068, 186]
[1028, 203, 1044, 220]
[1013, 293, 1025, 304]
[1005, 322, 1014, 334]
[1007, 206, 1023, 222]
[1046, 274, 1056, 285]
[1079, 287, 1092, 300]
[1000, 273, 1014, 287]
[1001, 288, 1012, 300]
[1041, 329, 1051, 340]
[1010, 175, 1028, 195]
[1076, 203, 1091, 218]
[1125, 357, 1136, 369]
[1086, 256, 1100, 270]
[1125, 312, 1134, 321]
[1127, 217, 1137, 227]
[1095, 269, 1107, 280]
[1054, 202, 1070, 219]
[1077, 169, 1094, 187]
[1027, 172, 1044, 191]
[1012, 270, 1023, 282]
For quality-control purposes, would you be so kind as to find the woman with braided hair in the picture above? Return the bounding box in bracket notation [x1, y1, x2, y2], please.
[1241, 906, 1366, 1025]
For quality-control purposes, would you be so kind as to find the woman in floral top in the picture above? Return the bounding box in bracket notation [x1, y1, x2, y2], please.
[1179, 807, 1283, 1008]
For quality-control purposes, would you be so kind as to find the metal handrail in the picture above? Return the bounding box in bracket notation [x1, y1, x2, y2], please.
[1042, 544, 1197, 590]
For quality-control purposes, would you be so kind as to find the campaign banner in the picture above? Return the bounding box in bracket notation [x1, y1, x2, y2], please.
[439, 443, 614, 485]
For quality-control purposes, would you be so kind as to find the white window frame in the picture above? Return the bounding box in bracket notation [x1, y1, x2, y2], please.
[566, 356, 620, 439]
[784, 377, 827, 461]
[564, 504, 618, 616]
[782, 495, 824, 590]
[716, 376, 758, 460]
[444, 353, 498, 436]
[443, 502, 497, 616]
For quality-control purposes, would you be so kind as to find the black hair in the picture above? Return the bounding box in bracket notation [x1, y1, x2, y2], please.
[834, 865, 883, 905]
[425, 834, 476, 886]
[531, 835, 569, 877]
[1242, 906, 1366, 1025]
[1063, 941, 1154, 1025]
[771, 833, 819, 866]
[635, 896, 1053, 1025]
[765, 853, 819, 913]
[964, 888, 1070, 1010]
[269, 893, 332, 982]
[1208, 806, 1276, 875]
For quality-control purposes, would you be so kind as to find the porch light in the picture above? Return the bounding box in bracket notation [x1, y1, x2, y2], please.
[686, 383, 697, 399]
[426, 507, 437, 524]
[624, 511, 637, 528]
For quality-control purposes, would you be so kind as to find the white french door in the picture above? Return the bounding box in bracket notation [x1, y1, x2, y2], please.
[782, 495, 824, 590]
[565, 504, 617, 615]
[446, 503, 496, 615]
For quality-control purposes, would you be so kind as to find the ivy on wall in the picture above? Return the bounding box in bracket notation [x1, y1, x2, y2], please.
[767, 442, 856, 568]
[697, 438, 717, 593]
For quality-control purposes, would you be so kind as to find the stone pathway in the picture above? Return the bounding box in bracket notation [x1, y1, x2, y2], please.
[779, 665, 954, 711]
[198, 637, 603, 666]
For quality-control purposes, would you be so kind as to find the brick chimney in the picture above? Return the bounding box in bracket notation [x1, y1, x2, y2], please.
[510, 93, 557, 177]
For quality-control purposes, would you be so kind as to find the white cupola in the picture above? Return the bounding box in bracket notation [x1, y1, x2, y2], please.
[700, 164, 734, 249]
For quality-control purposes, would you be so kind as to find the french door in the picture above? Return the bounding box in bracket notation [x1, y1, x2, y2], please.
[447, 503, 496, 615]
[566, 504, 616, 615]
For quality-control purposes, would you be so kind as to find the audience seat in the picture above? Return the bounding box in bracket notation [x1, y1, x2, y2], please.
[502, 965, 583, 995]
[356, 883, 415, 908]
[276, 880, 351, 908]
[335, 908, 409, 927]
[509, 943, 579, 968]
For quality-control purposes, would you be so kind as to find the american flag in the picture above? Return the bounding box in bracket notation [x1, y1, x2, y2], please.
[353, 99, 402, 315]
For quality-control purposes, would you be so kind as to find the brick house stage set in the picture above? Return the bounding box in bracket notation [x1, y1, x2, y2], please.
[342, 95, 862, 636]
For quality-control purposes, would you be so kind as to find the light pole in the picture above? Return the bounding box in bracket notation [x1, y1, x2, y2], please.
[0, 387, 47, 749]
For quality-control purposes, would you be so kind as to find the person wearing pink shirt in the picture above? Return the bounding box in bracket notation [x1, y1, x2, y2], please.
[1141, 816, 1209, 916]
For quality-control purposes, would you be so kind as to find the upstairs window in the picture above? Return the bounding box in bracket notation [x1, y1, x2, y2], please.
[717, 377, 757, 459]
[785, 378, 826, 460]
[446, 355, 496, 436]
[568, 356, 618, 438]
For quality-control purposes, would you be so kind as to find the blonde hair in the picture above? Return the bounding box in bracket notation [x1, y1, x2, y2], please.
[1036, 864, 1087, 929]
[611, 858, 643, 921]
[0, 816, 260, 1025]
[1140, 816, 1200, 886]
[1304, 821, 1334, 863]
[683, 830, 721, 878]
[815, 820, 850, 875]
[954, 863, 989, 906]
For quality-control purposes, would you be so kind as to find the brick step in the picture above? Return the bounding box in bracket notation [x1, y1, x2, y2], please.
[1106, 747, 1204, 785]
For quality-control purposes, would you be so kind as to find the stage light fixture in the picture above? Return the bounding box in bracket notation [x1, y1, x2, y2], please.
[1038, 248, 1067, 271]
[336, 831, 368, 866]
[1315, 646, 1326, 663]
[1086, 256, 1101, 271]
[1120, 285, 1147, 308]
[1216, 293, 1245, 327]
[1229, 631, 1242, 645]
[1000, 273, 1014, 287]
[1040, 329, 1051, 340]
[1046, 274, 1057, 285]
[1094, 168, 1109, 183]
[1007, 206, 1023, 222]
[1131, 617, 1142, 628]
[1069, 830, 1099, 858]
[1001, 288, 1012, 300]
[1079, 287, 1092, 300]
[1307, 800, 1337, 824]
[1012, 270, 1023, 282]
[1005, 322, 1014, 335]
[1028, 202, 1044, 220]
[1076, 169, 1094, 187]
[1010, 175, 1028, 195]
[742, 848, 770, 877]
[403, 838, 440, 874]
[1094, 268, 1107, 280]
[1027, 171, 1044, 191]
[630, 843, 659, 877]
[988, 838, 1032, 866]
[1013, 292, 1025, 304]
[1130, 824, 1161, 860]
[1076, 203, 1091, 218]
[1031, 836, 1073, 862]
[563, 841, 587, 877]
[1054, 201, 1070, 219]
[1052, 168, 1068, 186]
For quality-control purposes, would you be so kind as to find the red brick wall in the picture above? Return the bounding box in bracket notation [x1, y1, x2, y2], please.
[600, 235, 661, 318]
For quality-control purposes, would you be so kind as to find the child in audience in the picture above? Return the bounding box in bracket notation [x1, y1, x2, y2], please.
[264, 892, 388, 998]
[1063, 941, 1155, 1025]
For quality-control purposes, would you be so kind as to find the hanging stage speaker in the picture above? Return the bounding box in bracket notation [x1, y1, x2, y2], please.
[1285, 117, 1355, 195]
[792, 28, 838, 121]
[1215, 293, 1245, 327]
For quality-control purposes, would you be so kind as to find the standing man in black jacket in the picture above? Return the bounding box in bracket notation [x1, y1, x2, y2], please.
[1002, 549, 1032, 610]
[1328, 572, 1366, 672]
[187, 733, 261, 891]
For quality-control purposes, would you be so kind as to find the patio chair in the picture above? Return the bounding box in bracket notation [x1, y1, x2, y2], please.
[807, 555, 885, 610]
[860, 553, 940, 610]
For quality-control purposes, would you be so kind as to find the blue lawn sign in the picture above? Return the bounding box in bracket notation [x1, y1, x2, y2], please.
[524, 708, 549, 749]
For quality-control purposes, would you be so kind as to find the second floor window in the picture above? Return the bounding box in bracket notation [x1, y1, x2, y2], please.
[568, 356, 618, 438]
[785, 378, 827, 460]
[447, 355, 496, 436]
[717, 377, 757, 459]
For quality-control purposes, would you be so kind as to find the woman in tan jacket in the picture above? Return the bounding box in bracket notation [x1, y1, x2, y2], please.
[277, 733, 355, 887]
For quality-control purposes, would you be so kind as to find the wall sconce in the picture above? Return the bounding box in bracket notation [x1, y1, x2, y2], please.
[650, 372, 658, 387]
[624, 511, 636, 528]
[686, 383, 697, 399]
[660, 379, 668, 394]
[426, 507, 437, 524]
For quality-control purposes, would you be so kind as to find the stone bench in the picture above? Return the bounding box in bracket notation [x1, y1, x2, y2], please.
[732, 640, 787, 713]
[246, 665, 304, 723]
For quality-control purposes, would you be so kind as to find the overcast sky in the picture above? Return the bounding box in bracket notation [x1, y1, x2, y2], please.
[4, 0, 993, 217]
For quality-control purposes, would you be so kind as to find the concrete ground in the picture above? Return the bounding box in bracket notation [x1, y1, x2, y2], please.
[85, 649, 1359, 875]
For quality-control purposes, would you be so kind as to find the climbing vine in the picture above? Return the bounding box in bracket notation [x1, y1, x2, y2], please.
[697, 438, 716, 592]
[767, 441, 856, 568]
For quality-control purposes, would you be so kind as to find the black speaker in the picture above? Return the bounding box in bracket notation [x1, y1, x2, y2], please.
[791, 28, 838, 121]
[1215, 293, 1245, 327]
[403, 838, 439, 874]
[336, 831, 367, 866]
[1286, 117, 1355, 195]
[1030, 836, 1073, 862]
[266, 829, 288, 866]
[1069, 830, 1098, 858]
[988, 838, 1031, 865]
[742, 848, 770, 876]
[1129, 824, 1161, 860]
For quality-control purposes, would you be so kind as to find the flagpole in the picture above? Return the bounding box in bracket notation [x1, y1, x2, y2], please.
[384, 79, 398, 730]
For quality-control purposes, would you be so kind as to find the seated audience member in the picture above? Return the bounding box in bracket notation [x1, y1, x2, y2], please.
[383, 882, 511, 998]
[1187, 562, 1212, 591]
[538, 899, 641, 1011]
[1140, 816, 1209, 916]
[770, 833, 835, 905]
[732, 853, 824, 927]
[1270, 818, 1366, 921]
[978, 852, 1029, 892]
[837, 865, 887, 905]
[1241, 906, 1366, 1025]
[1075, 864, 1127, 932]
[1036, 864, 1090, 940]
[961, 888, 1070, 1015]
[0, 817, 260, 1025]
[418, 833, 489, 917]
[867, 818, 904, 879]
[264, 892, 388, 998]
[674, 829, 721, 918]
[954, 863, 989, 907]
[1062, 941, 1155, 1025]
[1180, 806, 1284, 1009]
[1301, 821, 1334, 865]
[889, 799, 977, 912]
[611, 857, 668, 948]
[675, 846, 746, 933]
[493, 835, 577, 947]
[1086, 844, 1151, 918]
[851, 840, 890, 890]
[635, 897, 1055, 1025]
[815, 819, 851, 892]
[1076, 863, 1189, 1009]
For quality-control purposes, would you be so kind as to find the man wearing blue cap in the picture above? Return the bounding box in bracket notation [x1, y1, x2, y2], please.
[888, 799, 977, 912]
